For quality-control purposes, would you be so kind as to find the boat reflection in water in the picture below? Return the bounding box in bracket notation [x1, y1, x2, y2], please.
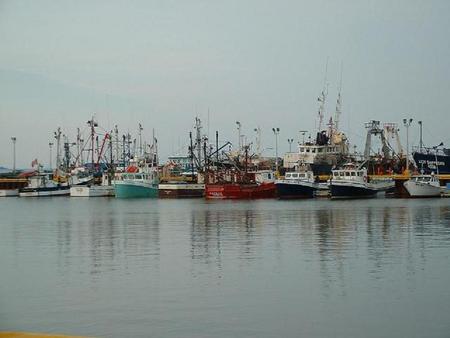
[2, 198, 450, 338]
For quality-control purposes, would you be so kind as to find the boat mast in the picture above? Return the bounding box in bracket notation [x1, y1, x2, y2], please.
[114, 125, 119, 165]
[189, 131, 195, 178]
[195, 117, 202, 168]
[87, 117, 98, 168]
[108, 133, 113, 185]
[317, 60, 328, 132]
[122, 134, 126, 167]
[138, 123, 143, 157]
[54, 127, 62, 173]
[335, 63, 343, 131]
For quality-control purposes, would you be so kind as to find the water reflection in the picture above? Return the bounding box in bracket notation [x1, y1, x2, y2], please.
[2, 198, 450, 338]
[186, 200, 450, 290]
[53, 200, 161, 277]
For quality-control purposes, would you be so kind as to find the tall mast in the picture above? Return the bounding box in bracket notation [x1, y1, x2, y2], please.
[335, 63, 343, 131]
[76, 127, 81, 166]
[54, 127, 61, 172]
[195, 117, 202, 168]
[138, 123, 143, 156]
[317, 59, 328, 131]
[87, 116, 98, 167]
[189, 131, 195, 177]
[122, 134, 126, 166]
[114, 125, 119, 165]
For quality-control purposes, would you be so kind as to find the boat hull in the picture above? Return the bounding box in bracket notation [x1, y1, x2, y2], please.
[114, 182, 158, 198]
[19, 186, 70, 197]
[403, 181, 441, 197]
[158, 183, 204, 198]
[205, 182, 276, 199]
[413, 152, 450, 174]
[70, 185, 115, 197]
[330, 183, 378, 199]
[275, 181, 317, 199]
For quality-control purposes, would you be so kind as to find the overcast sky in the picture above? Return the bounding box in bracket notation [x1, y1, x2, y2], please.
[1, 0, 449, 167]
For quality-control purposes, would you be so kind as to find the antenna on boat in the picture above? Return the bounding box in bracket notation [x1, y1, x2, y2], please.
[114, 125, 119, 165]
[138, 123, 143, 156]
[317, 58, 329, 131]
[335, 62, 343, 131]
[54, 127, 62, 174]
[189, 131, 195, 178]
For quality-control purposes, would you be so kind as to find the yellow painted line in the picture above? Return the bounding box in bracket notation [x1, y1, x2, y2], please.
[0, 333, 91, 338]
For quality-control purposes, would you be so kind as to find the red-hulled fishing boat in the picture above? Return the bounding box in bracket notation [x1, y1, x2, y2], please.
[205, 168, 276, 200]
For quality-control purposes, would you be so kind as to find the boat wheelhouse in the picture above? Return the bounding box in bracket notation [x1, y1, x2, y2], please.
[275, 169, 323, 199]
[330, 164, 394, 198]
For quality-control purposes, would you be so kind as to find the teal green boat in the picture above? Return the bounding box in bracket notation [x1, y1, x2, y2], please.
[114, 171, 159, 198]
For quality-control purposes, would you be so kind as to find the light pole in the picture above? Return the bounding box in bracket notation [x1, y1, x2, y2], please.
[11, 137, 16, 173]
[49, 142, 54, 169]
[272, 127, 280, 173]
[403, 118, 413, 175]
[287, 138, 294, 152]
[236, 121, 241, 151]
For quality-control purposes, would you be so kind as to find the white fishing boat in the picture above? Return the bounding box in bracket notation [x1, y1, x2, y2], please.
[403, 174, 441, 197]
[70, 173, 114, 197]
[330, 163, 394, 198]
[19, 172, 70, 197]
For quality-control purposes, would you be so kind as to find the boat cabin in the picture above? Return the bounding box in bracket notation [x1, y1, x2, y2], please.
[332, 165, 368, 183]
[284, 171, 314, 181]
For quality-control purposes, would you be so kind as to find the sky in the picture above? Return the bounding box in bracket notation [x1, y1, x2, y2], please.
[1, 0, 449, 168]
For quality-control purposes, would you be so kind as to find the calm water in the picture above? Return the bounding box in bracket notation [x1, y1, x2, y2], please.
[1, 197, 450, 337]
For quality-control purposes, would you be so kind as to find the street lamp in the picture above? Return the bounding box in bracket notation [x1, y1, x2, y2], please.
[11, 137, 16, 173]
[403, 118, 413, 175]
[236, 121, 241, 151]
[287, 138, 294, 152]
[49, 142, 54, 169]
[272, 127, 280, 173]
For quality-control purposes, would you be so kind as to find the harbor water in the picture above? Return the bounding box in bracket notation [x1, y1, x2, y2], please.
[1, 197, 450, 337]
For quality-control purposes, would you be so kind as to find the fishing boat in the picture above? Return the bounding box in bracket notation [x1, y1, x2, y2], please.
[19, 172, 70, 197]
[329, 163, 394, 199]
[114, 169, 158, 198]
[159, 154, 204, 198]
[412, 122, 450, 174]
[403, 174, 441, 197]
[275, 169, 326, 199]
[70, 172, 115, 197]
[205, 170, 276, 199]
[114, 147, 159, 199]
[283, 75, 350, 176]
